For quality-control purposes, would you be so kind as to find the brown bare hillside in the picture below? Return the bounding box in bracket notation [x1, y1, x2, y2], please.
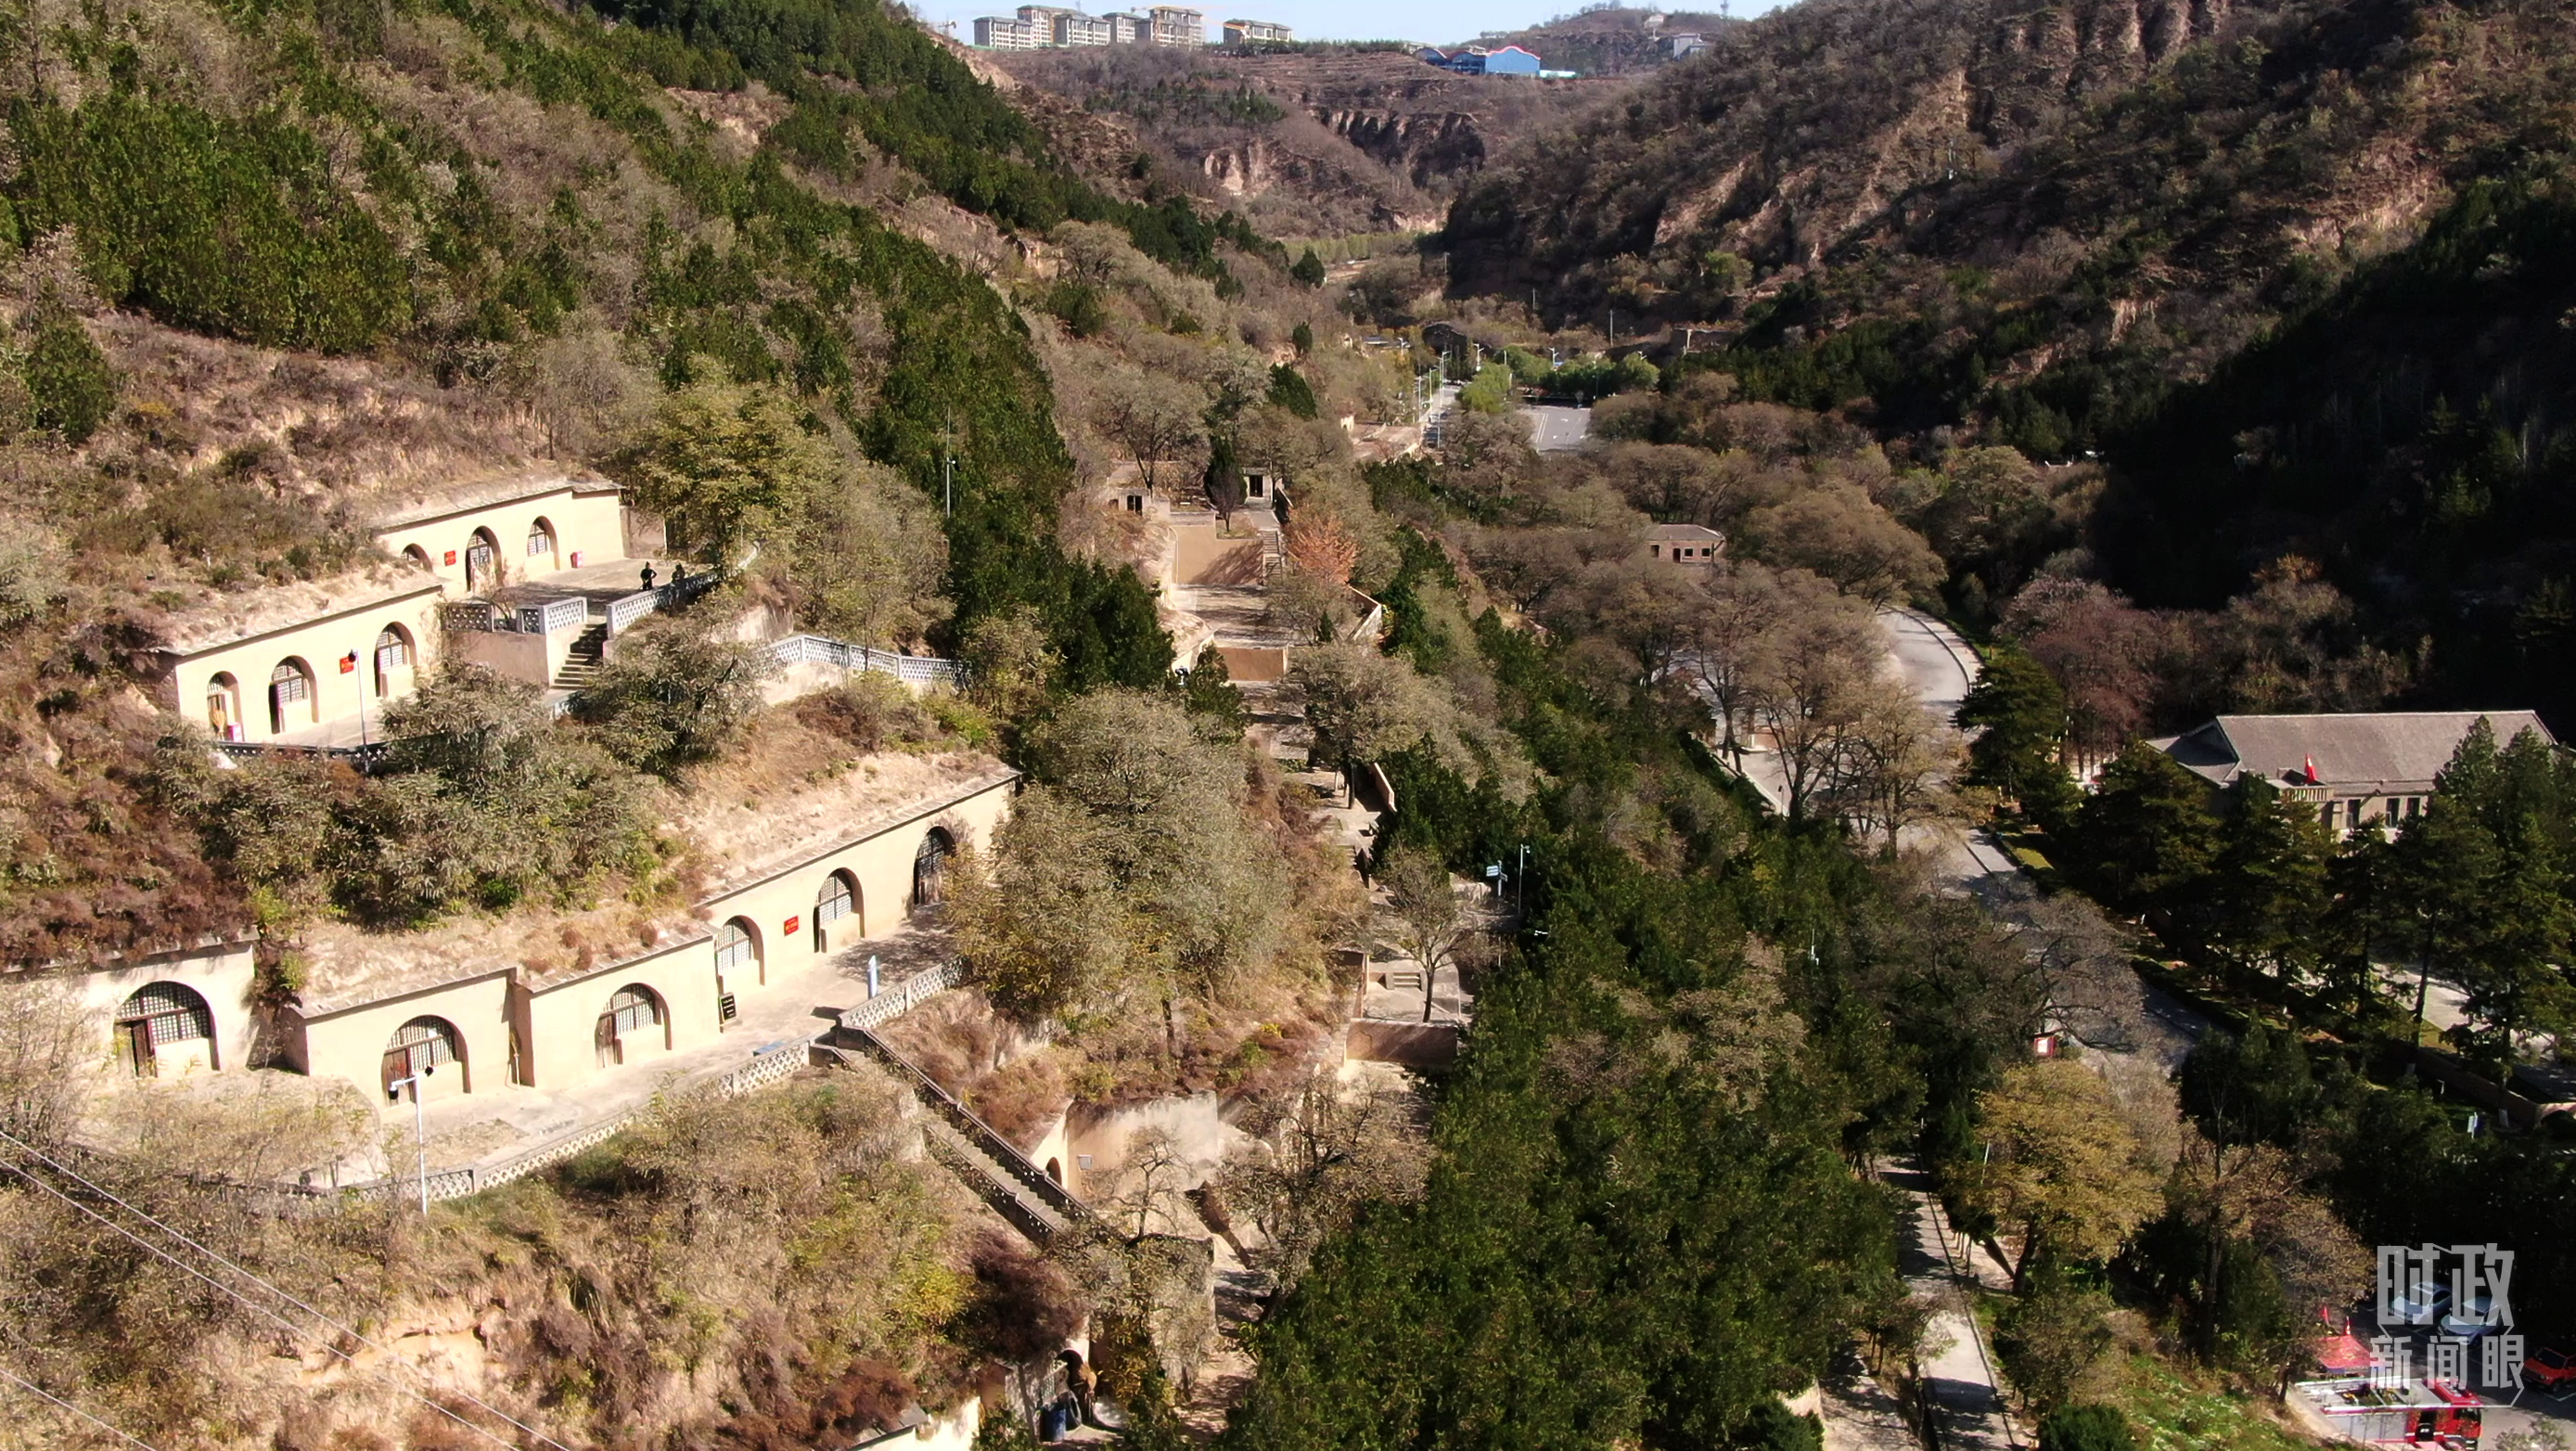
[999, 46, 1633, 238]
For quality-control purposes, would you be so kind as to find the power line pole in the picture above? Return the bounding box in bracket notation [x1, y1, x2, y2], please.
[387, 1068, 436, 1213]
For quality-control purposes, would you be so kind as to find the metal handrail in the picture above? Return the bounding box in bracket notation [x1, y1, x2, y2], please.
[838, 1020, 1099, 1232]
[768, 635, 967, 687]
[211, 739, 392, 773]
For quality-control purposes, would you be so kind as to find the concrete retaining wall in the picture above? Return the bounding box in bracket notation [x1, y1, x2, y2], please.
[1345, 1021, 1461, 1067]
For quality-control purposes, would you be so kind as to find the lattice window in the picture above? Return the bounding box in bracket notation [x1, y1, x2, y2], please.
[714, 920, 757, 972]
[269, 662, 310, 703]
[385, 1017, 458, 1085]
[526, 523, 554, 558]
[912, 829, 954, 907]
[605, 986, 660, 1036]
[816, 873, 856, 925]
[375, 630, 411, 671]
[117, 983, 211, 1047]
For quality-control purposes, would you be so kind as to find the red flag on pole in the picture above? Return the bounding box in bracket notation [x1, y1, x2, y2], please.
[2303, 754, 2321, 784]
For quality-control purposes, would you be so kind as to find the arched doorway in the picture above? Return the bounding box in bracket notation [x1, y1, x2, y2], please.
[525, 517, 557, 572]
[381, 1016, 465, 1099]
[714, 917, 762, 988]
[911, 828, 955, 911]
[115, 982, 214, 1077]
[1044, 1157, 1063, 1185]
[596, 984, 667, 1067]
[814, 869, 860, 949]
[372, 624, 416, 700]
[465, 528, 499, 591]
[268, 658, 315, 736]
[205, 673, 242, 741]
[401, 544, 432, 570]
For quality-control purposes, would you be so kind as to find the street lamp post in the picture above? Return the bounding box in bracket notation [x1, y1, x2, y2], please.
[387, 1065, 437, 1214]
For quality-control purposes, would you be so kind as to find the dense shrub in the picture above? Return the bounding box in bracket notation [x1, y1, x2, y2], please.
[2037, 1404, 2135, 1451]
[9, 93, 411, 351]
[22, 307, 117, 443]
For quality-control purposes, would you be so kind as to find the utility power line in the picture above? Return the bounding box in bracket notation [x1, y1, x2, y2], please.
[0, 1363, 165, 1451]
[0, 1140, 565, 1451]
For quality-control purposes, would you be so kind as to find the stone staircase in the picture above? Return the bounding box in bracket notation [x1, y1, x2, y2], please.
[924, 1119, 1072, 1240]
[825, 1021, 1105, 1247]
[553, 621, 608, 689]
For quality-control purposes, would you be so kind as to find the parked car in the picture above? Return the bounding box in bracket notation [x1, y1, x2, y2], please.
[2524, 1346, 2576, 1395]
[2390, 1282, 2453, 1326]
[2441, 1294, 2501, 1340]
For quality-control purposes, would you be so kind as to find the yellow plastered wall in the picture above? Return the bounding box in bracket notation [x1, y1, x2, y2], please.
[514, 939, 721, 1092]
[69, 943, 258, 1081]
[168, 586, 444, 743]
[288, 972, 514, 1105]
[375, 485, 626, 594]
[697, 777, 1017, 1011]
[444, 617, 581, 691]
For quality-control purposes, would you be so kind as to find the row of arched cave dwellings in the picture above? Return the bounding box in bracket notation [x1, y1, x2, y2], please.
[206, 519, 561, 740]
[109, 825, 964, 1102]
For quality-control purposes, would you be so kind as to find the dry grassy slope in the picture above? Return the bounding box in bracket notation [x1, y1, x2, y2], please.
[1451, 0, 2287, 289]
[997, 47, 1632, 238]
[1447, 6, 1738, 77]
[1458, 0, 2574, 312]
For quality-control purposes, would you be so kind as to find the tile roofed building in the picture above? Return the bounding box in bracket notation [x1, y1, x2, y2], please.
[2150, 711, 2557, 835]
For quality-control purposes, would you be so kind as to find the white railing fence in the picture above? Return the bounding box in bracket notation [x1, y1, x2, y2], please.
[514, 597, 588, 636]
[769, 635, 967, 689]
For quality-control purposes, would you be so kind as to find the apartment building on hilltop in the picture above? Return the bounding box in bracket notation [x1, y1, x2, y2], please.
[972, 3, 1200, 46]
[1221, 17, 1291, 44]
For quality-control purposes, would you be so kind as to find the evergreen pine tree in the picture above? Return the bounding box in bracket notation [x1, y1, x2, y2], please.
[2207, 775, 2331, 980]
[1177, 642, 1248, 733]
[1289, 247, 1326, 288]
[1956, 645, 2076, 828]
[2390, 721, 2506, 1034]
[1202, 431, 1244, 529]
[24, 304, 117, 443]
[2318, 830, 2398, 1011]
[1266, 363, 1318, 418]
[2071, 742, 2221, 917]
[2454, 814, 2576, 1049]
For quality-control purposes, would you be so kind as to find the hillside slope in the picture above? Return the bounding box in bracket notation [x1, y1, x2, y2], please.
[998, 46, 1628, 238]
[1441, 0, 2576, 719]
[1445, 6, 1737, 77]
[0, 0, 1354, 964]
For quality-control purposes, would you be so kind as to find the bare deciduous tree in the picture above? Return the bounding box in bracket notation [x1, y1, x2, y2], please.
[0, 976, 95, 1148]
[1098, 368, 1201, 494]
[1215, 1069, 1428, 1289]
[1377, 843, 1467, 1023]
[1750, 601, 1883, 821]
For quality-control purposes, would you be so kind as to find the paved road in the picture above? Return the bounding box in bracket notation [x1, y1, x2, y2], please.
[1419, 382, 1462, 449]
[1878, 607, 1979, 722]
[1886, 1160, 2025, 1450]
[1525, 404, 1591, 453]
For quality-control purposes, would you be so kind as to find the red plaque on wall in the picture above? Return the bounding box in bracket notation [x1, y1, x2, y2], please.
[443, 549, 458, 565]
[783, 915, 801, 936]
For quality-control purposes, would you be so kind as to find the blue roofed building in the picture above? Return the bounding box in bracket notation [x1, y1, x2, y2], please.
[1421, 44, 1542, 75]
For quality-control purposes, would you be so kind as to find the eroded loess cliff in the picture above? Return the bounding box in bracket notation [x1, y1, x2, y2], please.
[999, 47, 1630, 238]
